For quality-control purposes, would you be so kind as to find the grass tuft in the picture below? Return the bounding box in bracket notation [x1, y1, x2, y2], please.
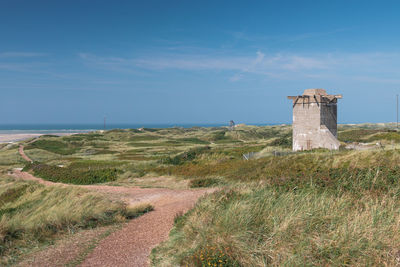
[123, 203, 154, 219]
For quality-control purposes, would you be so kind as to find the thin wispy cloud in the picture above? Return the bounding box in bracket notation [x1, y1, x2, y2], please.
[228, 28, 353, 43]
[0, 52, 47, 58]
[79, 51, 329, 78]
[79, 50, 400, 85]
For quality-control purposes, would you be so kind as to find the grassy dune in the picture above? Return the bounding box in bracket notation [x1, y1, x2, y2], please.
[152, 185, 400, 266]
[2, 124, 400, 265]
[152, 149, 400, 266]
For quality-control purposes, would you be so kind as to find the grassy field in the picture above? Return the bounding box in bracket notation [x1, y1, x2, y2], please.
[2, 123, 400, 265]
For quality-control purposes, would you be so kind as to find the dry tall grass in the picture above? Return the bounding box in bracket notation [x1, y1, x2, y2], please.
[0, 176, 151, 265]
[152, 183, 400, 266]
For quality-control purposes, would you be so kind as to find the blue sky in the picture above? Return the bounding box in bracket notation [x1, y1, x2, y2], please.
[1, 0, 400, 125]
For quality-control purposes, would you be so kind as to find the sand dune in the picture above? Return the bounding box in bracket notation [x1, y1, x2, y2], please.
[0, 133, 76, 143]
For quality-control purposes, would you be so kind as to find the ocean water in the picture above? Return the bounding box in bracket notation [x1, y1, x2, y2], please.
[0, 123, 279, 134]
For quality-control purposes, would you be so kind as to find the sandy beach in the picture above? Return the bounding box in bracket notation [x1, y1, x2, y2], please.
[0, 133, 77, 143]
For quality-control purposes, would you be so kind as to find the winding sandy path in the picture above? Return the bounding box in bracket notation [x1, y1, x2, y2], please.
[14, 145, 214, 267]
[19, 145, 33, 162]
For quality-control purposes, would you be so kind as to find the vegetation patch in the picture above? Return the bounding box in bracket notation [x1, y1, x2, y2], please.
[338, 129, 383, 142]
[62, 133, 107, 143]
[123, 203, 154, 219]
[189, 177, 220, 188]
[162, 146, 211, 165]
[117, 154, 155, 161]
[156, 150, 400, 194]
[68, 160, 125, 169]
[176, 137, 210, 144]
[25, 139, 80, 155]
[181, 245, 240, 267]
[128, 142, 181, 147]
[152, 185, 400, 266]
[24, 162, 121, 185]
[209, 130, 229, 142]
[0, 149, 24, 165]
[129, 135, 160, 142]
[366, 131, 400, 142]
[269, 135, 292, 148]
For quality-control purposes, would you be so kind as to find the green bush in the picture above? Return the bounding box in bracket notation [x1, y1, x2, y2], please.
[338, 129, 382, 142]
[181, 245, 240, 267]
[366, 132, 400, 142]
[129, 135, 160, 141]
[189, 177, 219, 188]
[269, 136, 292, 148]
[25, 139, 79, 155]
[25, 162, 121, 185]
[162, 146, 211, 165]
[176, 138, 210, 144]
[210, 130, 229, 141]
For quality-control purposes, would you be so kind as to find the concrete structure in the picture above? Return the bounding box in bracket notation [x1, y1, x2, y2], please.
[287, 89, 342, 151]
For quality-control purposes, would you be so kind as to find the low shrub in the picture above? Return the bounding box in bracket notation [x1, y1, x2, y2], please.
[189, 177, 219, 188]
[210, 130, 229, 141]
[25, 139, 79, 155]
[68, 160, 124, 169]
[162, 146, 211, 165]
[123, 203, 154, 219]
[62, 133, 104, 142]
[129, 135, 160, 142]
[25, 162, 121, 185]
[181, 245, 240, 267]
[157, 150, 400, 195]
[366, 132, 400, 142]
[269, 136, 292, 148]
[338, 129, 382, 142]
[176, 138, 210, 144]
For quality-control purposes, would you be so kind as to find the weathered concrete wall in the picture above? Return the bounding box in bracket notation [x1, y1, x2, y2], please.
[320, 101, 338, 137]
[293, 102, 321, 151]
[289, 89, 341, 151]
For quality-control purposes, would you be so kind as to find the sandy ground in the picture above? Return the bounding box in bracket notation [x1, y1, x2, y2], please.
[13, 145, 216, 267]
[0, 133, 77, 143]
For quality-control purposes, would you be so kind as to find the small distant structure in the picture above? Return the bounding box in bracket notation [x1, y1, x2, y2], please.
[229, 120, 235, 131]
[287, 89, 342, 151]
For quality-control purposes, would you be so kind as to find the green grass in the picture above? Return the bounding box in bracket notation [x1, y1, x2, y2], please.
[24, 148, 62, 162]
[189, 177, 220, 188]
[123, 203, 154, 219]
[155, 149, 400, 182]
[25, 139, 80, 155]
[129, 135, 161, 141]
[176, 137, 210, 144]
[24, 162, 121, 185]
[366, 131, 400, 142]
[161, 146, 211, 165]
[0, 149, 24, 166]
[338, 129, 384, 143]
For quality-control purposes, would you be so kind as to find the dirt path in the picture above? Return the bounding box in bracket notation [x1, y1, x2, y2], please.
[19, 145, 33, 162]
[14, 145, 215, 267]
[80, 189, 208, 267]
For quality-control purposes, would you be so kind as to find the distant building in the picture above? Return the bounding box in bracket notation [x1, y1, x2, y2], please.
[287, 89, 342, 151]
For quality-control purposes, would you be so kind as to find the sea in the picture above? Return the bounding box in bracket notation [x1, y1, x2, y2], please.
[0, 123, 281, 134]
